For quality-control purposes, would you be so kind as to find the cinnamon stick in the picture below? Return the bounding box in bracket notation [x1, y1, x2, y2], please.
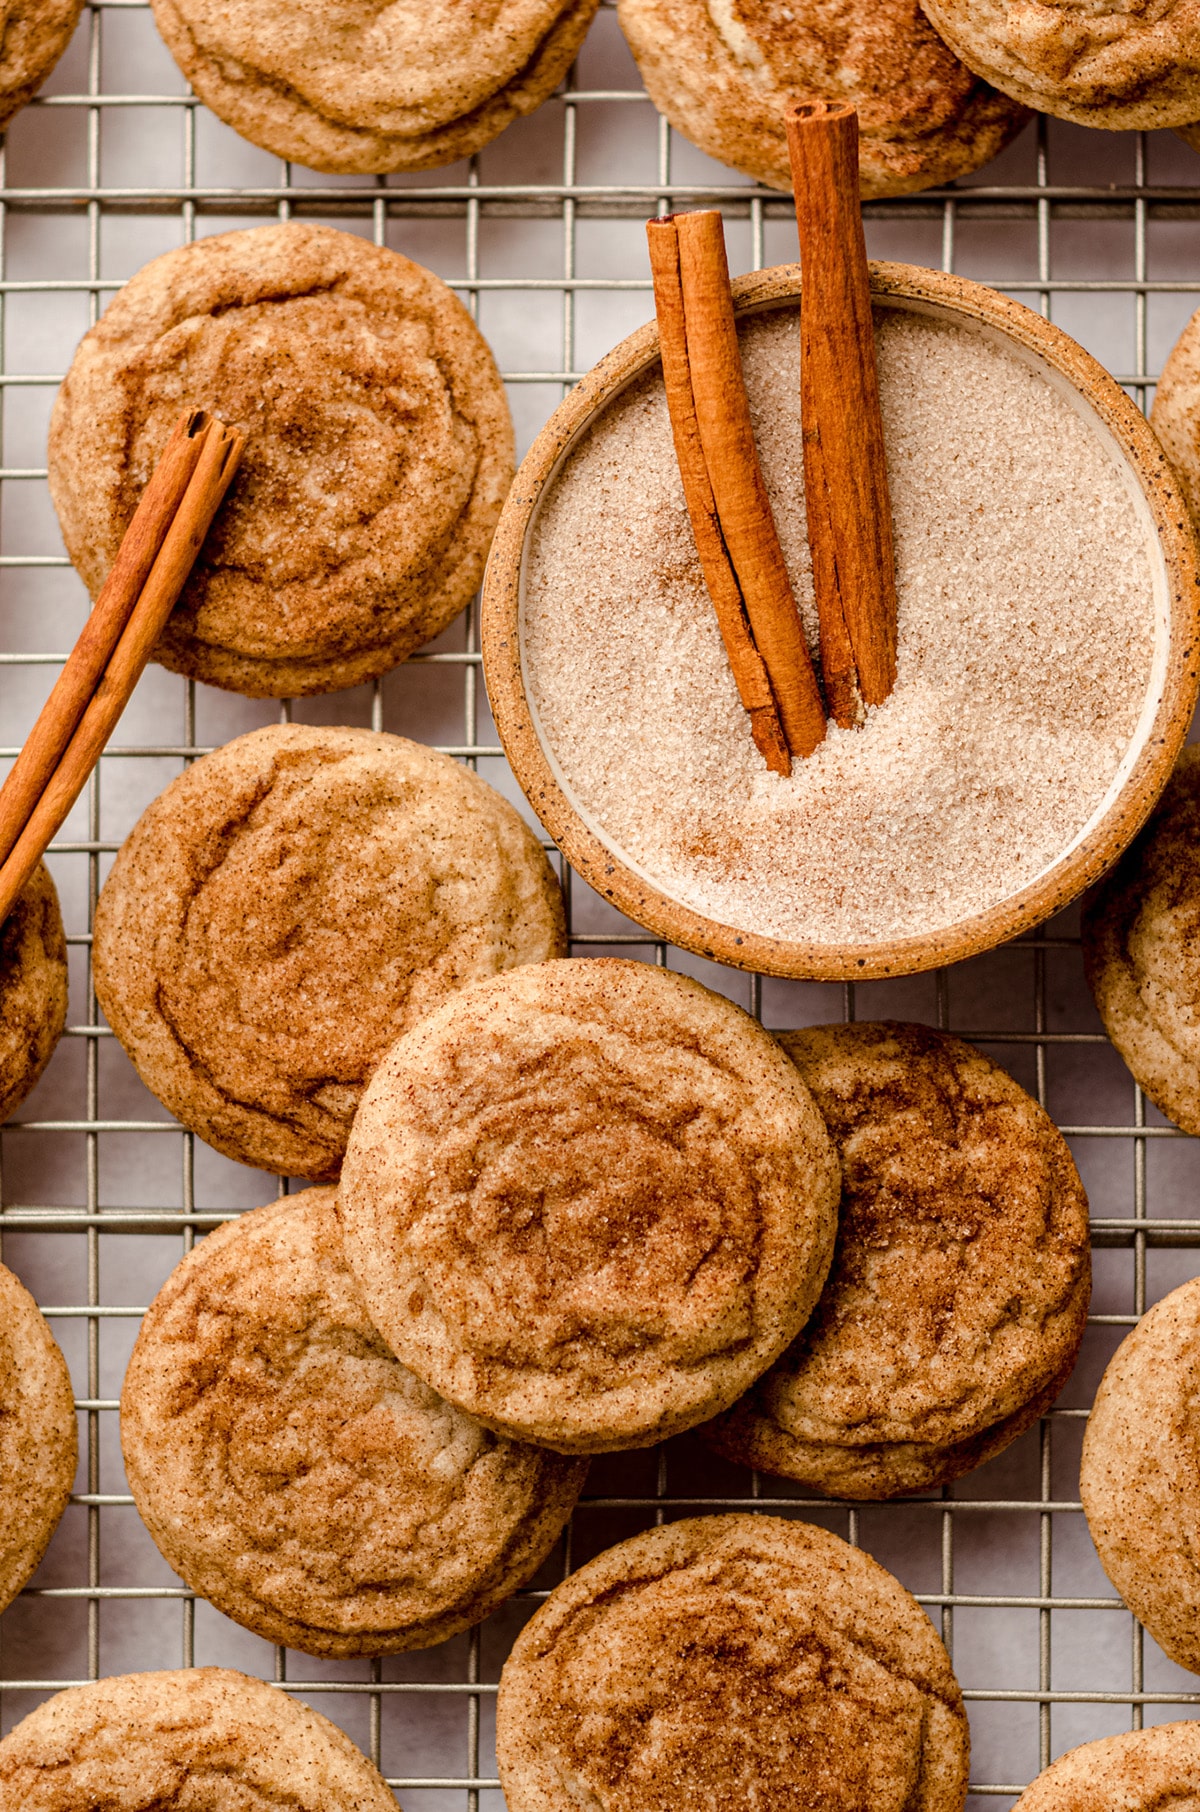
[647, 217, 791, 776]
[0, 415, 244, 928]
[673, 210, 827, 760]
[0, 408, 213, 875]
[786, 100, 898, 727]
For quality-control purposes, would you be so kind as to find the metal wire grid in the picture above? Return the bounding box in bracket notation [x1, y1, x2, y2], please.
[0, 5, 1198, 1805]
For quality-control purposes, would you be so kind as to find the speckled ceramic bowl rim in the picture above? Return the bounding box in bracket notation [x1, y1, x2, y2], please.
[481, 260, 1200, 981]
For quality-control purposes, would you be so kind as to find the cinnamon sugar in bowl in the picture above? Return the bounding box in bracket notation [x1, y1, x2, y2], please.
[483, 264, 1200, 980]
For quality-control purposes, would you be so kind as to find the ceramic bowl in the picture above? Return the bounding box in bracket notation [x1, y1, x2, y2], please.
[482, 261, 1200, 980]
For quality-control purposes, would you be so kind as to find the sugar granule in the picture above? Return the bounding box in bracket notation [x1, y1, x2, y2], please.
[522, 306, 1158, 943]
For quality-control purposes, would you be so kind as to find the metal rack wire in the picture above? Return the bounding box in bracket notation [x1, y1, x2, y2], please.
[1, 4, 1200, 1806]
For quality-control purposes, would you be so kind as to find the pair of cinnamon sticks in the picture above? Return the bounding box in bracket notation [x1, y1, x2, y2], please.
[0, 409, 243, 928]
[648, 101, 898, 772]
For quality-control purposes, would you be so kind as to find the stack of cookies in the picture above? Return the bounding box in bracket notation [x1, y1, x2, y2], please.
[109, 942, 849, 1654]
[41, 708, 1098, 1801]
[98, 940, 1003, 1801]
[0, 662, 1098, 1791]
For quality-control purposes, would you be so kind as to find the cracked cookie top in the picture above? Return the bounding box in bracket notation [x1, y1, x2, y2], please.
[121, 1189, 586, 1656]
[92, 723, 565, 1180]
[338, 958, 840, 1453]
[48, 222, 514, 696]
[706, 1022, 1090, 1498]
[495, 1515, 970, 1812]
[920, 0, 1200, 128]
[617, 0, 1029, 197]
[0, 1669, 397, 1810]
[149, 0, 601, 175]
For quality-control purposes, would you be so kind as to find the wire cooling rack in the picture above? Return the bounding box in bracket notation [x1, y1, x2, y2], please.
[3, 5, 1200, 1806]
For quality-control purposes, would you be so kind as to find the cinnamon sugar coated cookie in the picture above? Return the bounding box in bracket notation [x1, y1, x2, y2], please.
[1082, 748, 1200, 1137]
[121, 1189, 587, 1657]
[0, 861, 67, 1122]
[919, 0, 1200, 129]
[1151, 309, 1200, 529]
[1011, 1724, 1200, 1811]
[48, 223, 514, 696]
[617, 0, 1029, 197]
[93, 725, 565, 1181]
[495, 1515, 970, 1811]
[706, 1023, 1091, 1497]
[1080, 1276, 1200, 1673]
[0, 1259, 76, 1615]
[338, 958, 840, 1453]
[151, 0, 601, 175]
[0, 0, 81, 130]
[0, 1668, 399, 1808]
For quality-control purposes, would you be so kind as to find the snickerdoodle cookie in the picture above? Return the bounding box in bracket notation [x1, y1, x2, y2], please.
[617, 0, 1030, 197]
[0, 1259, 76, 1614]
[122, 1188, 587, 1657]
[151, 0, 601, 175]
[1151, 310, 1200, 529]
[1082, 748, 1200, 1137]
[339, 958, 840, 1454]
[706, 1023, 1091, 1498]
[48, 222, 514, 697]
[93, 724, 565, 1181]
[496, 1514, 970, 1812]
[0, 1668, 398, 1807]
[0, 860, 68, 1122]
[0, 0, 81, 131]
[1081, 1275, 1200, 1674]
[1011, 1724, 1200, 1812]
[920, 0, 1200, 130]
